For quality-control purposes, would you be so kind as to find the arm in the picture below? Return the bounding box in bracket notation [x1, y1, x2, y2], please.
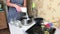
[6, 0, 17, 8]
[6, 0, 21, 12]
[23, 0, 26, 7]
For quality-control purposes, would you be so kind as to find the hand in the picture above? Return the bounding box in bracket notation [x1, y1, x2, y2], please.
[15, 5, 21, 12]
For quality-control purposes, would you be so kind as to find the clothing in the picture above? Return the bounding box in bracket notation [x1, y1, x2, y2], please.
[7, 0, 24, 22]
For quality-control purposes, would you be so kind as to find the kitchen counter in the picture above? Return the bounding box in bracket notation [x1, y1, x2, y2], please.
[9, 21, 35, 34]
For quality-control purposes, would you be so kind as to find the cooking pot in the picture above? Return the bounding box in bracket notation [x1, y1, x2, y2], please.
[21, 19, 32, 26]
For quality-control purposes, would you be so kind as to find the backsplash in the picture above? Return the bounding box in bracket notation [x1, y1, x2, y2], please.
[27, 0, 60, 27]
[40, 0, 60, 22]
[29, 0, 60, 22]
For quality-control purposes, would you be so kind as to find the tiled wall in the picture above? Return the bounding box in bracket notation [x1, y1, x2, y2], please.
[28, 0, 60, 27]
[41, 0, 60, 22]
[34, 0, 60, 27]
[30, 0, 60, 22]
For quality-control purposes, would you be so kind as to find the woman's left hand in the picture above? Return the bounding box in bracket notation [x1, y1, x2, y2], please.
[15, 5, 22, 12]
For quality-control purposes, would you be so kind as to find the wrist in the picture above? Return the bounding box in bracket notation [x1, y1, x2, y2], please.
[14, 4, 18, 8]
[24, 4, 26, 7]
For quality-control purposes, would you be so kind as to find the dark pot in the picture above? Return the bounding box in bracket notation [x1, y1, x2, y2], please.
[34, 18, 44, 25]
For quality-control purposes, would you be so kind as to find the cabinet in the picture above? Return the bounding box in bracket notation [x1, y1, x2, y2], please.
[0, 11, 7, 29]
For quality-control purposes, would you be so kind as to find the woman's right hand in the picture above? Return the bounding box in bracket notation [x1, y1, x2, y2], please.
[15, 5, 22, 12]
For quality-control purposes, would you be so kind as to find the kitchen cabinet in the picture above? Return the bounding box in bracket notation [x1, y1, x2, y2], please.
[0, 11, 7, 29]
